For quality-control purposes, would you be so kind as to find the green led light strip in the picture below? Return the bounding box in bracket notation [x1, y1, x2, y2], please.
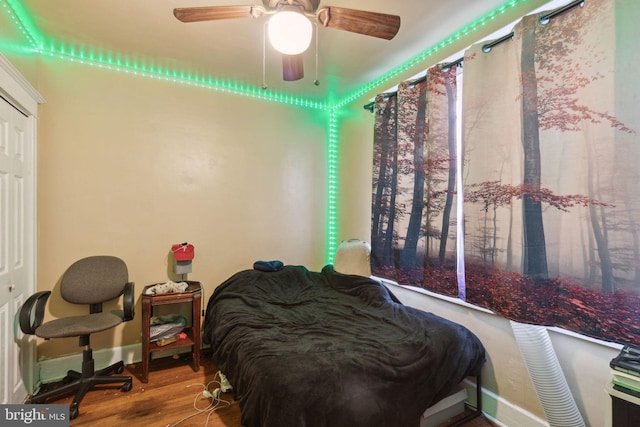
[40, 49, 327, 110]
[1, 0, 539, 263]
[1, 0, 326, 109]
[3, 0, 40, 48]
[2, 0, 539, 110]
[334, 0, 536, 108]
[326, 108, 339, 263]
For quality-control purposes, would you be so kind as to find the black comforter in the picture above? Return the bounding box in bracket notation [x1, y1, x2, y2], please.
[203, 265, 485, 427]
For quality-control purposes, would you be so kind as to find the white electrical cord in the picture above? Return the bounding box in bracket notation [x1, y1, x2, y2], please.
[166, 373, 232, 427]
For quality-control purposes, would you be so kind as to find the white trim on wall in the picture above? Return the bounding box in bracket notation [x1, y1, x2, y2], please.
[37, 344, 201, 386]
[461, 378, 549, 427]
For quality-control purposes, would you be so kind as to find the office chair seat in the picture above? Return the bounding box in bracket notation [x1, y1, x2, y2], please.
[35, 311, 126, 339]
[20, 255, 135, 420]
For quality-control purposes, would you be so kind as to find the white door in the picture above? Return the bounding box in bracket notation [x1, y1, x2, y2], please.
[0, 94, 35, 404]
[0, 54, 40, 404]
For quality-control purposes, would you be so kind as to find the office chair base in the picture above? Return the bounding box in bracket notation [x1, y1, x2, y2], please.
[64, 359, 126, 382]
[28, 350, 132, 419]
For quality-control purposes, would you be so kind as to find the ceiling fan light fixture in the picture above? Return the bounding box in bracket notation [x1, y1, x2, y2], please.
[268, 11, 313, 55]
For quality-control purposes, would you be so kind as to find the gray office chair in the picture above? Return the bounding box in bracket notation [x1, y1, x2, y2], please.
[19, 255, 135, 419]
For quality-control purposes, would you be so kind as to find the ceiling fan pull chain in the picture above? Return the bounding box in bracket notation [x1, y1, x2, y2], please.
[262, 22, 268, 90]
[314, 22, 320, 86]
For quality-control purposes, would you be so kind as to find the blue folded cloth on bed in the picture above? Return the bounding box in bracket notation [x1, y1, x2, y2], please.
[253, 260, 284, 272]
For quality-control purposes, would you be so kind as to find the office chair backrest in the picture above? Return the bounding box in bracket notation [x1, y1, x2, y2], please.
[60, 256, 129, 305]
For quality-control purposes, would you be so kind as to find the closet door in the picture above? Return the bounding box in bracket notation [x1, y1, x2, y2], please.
[0, 54, 41, 404]
[0, 95, 35, 404]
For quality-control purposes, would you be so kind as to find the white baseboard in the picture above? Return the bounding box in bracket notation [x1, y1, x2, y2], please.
[462, 378, 549, 427]
[37, 343, 199, 384]
[38, 344, 142, 384]
[37, 342, 213, 385]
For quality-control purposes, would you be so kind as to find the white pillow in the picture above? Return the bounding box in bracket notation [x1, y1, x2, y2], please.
[333, 239, 372, 277]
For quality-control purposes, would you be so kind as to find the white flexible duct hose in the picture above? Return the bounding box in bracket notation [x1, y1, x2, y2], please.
[510, 321, 585, 427]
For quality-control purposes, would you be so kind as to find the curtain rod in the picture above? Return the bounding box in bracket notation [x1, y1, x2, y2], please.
[482, 0, 585, 52]
[441, 57, 464, 72]
[363, 0, 586, 112]
[362, 64, 460, 112]
[481, 32, 514, 53]
[363, 91, 396, 112]
[540, 0, 585, 24]
[362, 73, 429, 112]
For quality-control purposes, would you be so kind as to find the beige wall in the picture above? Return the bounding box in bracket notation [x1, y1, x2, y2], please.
[335, 103, 375, 243]
[33, 57, 329, 357]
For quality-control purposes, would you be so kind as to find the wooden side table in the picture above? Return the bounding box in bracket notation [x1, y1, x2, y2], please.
[141, 281, 202, 383]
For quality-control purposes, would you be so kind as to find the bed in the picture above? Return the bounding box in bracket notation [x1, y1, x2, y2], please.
[202, 259, 486, 427]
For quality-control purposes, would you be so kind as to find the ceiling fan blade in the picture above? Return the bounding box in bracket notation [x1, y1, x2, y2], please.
[318, 7, 400, 40]
[174, 6, 255, 23]
[282, 54, 304, 81]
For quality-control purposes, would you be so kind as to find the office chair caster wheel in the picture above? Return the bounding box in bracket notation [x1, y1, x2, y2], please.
[121, 381, 132, 392]
[115, 364, 124, 374]
[70, 403, 79, 420]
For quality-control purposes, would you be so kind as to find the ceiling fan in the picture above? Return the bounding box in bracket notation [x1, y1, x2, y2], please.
[173, 0, 401, 83]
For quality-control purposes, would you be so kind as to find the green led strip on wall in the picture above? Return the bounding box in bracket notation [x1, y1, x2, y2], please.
[2, 0, 327, 109]
[39, 48, 327, 109]
[2, 0, 40, 48]
[1, 0, 539, 265]
[326, 108, 339, 263]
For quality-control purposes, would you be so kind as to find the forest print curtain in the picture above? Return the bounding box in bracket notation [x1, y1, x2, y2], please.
[371, 0, 640, 345]
[371, 67, 461, 292]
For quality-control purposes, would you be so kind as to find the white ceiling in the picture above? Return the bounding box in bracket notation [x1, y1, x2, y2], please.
[14, 0, 545, 102]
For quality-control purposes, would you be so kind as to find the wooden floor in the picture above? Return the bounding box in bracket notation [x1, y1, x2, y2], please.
[42, 354, 497, 427]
